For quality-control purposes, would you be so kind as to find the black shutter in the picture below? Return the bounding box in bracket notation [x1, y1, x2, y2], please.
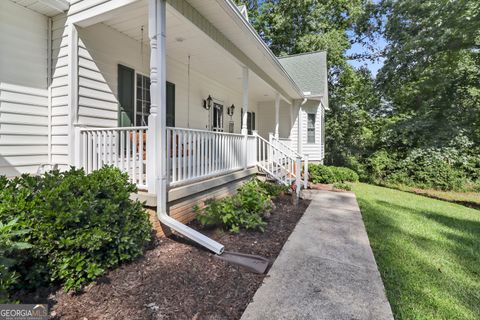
[166, 81, 175, 127]
[118, 64, 135, 127]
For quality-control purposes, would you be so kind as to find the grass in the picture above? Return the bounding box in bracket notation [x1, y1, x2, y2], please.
[402, 186, 480, 209]
[352, 183, 480, 320]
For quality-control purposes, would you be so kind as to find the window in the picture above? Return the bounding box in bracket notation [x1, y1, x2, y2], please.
[307, 113, 316, 143]
[136, 74, 150, 126]
[118, 64, 175, 127]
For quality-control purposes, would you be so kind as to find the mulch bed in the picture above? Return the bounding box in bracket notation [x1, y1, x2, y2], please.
[27, 194, 309, 320]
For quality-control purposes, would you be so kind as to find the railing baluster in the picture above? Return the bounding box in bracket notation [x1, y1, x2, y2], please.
[139, 129, 144, 187]
[174, 129, 177, 182]
[192, 131, 197, 178]
[102, 131, 107, 166]
[182, 130, 187, 182]
[132, 130, 137, 185]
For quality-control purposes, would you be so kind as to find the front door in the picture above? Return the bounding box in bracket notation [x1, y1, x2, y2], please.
[212, 103, 224, 132]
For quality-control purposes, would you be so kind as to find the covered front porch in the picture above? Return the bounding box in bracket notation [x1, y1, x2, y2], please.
[68, 0, 307, 213]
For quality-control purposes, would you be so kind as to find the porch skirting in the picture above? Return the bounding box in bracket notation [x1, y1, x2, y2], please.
[133, 167, 258, 237]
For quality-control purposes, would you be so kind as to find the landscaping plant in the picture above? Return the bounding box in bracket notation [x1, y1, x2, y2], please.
[332, 182, 352, 191]
[0, 167, 151, 293]
[309, 164, 359, 184]
[194, 178, 275, 233]
[0, 219, 32, 302]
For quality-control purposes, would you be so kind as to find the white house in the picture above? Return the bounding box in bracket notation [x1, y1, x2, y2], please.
[0, 0, 328, 238]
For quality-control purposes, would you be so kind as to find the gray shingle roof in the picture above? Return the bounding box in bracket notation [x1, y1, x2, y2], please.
[278, 51, 327, 97]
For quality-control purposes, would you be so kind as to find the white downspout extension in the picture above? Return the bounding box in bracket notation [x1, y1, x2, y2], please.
[149, 0, 224, 255]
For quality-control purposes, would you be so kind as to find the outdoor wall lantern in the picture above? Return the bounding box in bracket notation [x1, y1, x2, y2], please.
[203, 95, 213, 110]
[227, 104, 235, 117]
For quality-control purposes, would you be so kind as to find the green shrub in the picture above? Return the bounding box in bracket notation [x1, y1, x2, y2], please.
[0, 219, 32, 302]
[0, 167, 151, 292]
[361, 147, 476, 191]
[257, 179, 289, 197]
[333, 182, 352, 191]
[309, 164, 336, 184]
[194, 179, 272, 233]
[309, 164, 359, 184]
[330, 167, 359, 183]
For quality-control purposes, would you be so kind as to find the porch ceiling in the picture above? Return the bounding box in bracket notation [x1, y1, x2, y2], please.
[9, 0, 69, 16]
[98, 0, 279, 103]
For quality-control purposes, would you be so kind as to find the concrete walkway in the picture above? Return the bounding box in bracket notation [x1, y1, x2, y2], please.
[241, 190, 394, 320]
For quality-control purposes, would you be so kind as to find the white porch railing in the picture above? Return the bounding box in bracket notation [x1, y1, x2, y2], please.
[256, 133, 298, 187]
[78, 127, 148, 189]
[76, 126, 306, 193]
[269, 133, 308, 189]
[166, 127, 254, 187]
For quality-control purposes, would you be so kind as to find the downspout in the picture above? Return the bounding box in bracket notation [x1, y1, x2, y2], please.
[150, 0, 224, 255]
[47, 17, 52, 164]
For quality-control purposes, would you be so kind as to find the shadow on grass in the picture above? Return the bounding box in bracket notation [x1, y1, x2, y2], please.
[357, 197, 480, 320]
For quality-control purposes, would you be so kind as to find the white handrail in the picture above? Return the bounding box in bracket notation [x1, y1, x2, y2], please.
[255, 133, 297, 186]
[269, 133, 302, 159]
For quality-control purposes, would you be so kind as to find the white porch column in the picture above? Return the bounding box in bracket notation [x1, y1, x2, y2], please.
[241, 67, 249, 168]
[274, 92, 280, 139]
[297, 101, 303, 155]
[147, 0, 167, 215]
[241, 67, 249, 135]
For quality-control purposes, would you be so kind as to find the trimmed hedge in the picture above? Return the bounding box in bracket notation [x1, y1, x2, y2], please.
[309, 164, 359, 184]
[0, 167, 151, 294]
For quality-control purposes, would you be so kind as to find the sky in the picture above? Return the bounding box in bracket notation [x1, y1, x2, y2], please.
[346, 35, 387, 77]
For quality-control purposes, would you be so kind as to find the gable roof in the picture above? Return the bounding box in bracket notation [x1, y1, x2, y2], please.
[278, 51, 328, 97]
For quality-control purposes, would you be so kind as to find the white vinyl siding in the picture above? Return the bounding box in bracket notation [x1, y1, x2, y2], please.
[50, 14, 70, 168]
[0, 1, 49, 176]
[299, 100, 324, 161]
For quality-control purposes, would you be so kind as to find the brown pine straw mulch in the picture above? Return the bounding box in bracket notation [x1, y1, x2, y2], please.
[30, 194, 310, 320]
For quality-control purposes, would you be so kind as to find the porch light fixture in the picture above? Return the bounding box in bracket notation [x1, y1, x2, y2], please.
[227, 104, 235, 117]
[203, 95, 213, 110]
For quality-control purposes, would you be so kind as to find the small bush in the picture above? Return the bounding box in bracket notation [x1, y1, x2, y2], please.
[333, 182, 352, 191]
[0, 219, 32, 302]
[309, 164, 336, 184]
[309, 164, 359, 184]
[257, 179, 289, 197]
[194, 179, 273, 233]
[0, 167, 151, 292]
[330, 167, 359, 183]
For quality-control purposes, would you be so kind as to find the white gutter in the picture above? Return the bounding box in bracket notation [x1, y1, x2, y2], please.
[221, 0, 305, 99]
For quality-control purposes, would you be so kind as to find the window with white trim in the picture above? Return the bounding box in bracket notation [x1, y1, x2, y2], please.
[307, 113, 316, 143]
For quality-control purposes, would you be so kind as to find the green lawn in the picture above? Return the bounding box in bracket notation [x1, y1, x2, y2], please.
[352, 183, 480, 320]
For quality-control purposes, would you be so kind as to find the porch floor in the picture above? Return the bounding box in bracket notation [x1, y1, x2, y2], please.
[241, 190, 394, 320]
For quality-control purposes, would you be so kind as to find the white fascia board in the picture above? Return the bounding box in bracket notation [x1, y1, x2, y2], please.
[39, 0, 70, 12]
[220, 0, 305, 99]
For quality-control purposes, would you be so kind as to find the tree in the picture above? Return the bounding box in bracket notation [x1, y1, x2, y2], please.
[377, 0, 480, 149]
